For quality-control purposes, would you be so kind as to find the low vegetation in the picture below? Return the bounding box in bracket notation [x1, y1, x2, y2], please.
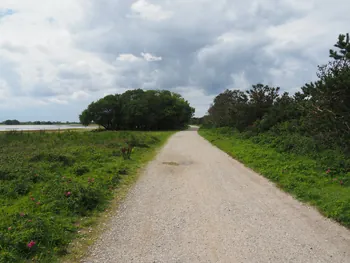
[199, 33, 350, 227]
[199, 128, 350, 227]
[0, 130, 173, 262]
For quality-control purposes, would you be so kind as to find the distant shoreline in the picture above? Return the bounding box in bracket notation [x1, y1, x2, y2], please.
[0, 124, 99, 132]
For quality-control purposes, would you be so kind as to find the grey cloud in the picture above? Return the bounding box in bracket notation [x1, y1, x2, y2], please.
[0, 56, 21, 95]
[75, 0, 344, 100]
[58, 70, 91, 80]
[0, 42, 28, 54]
[30, 84, 58, 97]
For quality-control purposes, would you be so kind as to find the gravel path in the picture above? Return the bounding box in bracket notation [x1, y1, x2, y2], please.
[83, 129, 350, 263]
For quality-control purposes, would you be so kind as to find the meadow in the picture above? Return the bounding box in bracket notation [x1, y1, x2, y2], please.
[199, 127, 350, 228]
[0, 130, 173, 262]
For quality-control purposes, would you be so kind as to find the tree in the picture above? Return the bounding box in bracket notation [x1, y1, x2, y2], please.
[330, 33, 350, 60]
[246, 84, 280, 122]
[206, 84, 279, 131]
[207, 89, 248, 128]
[80, 95, 121, 130]
[255, 92, 303, 133]
[80, 89, 194, 131]
[79, 109, 93, 127]
[300, 34, 350, 148]
[3, 120, 20, 125]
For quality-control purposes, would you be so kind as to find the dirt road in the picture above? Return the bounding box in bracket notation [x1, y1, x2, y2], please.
[83, 129, 350, 263]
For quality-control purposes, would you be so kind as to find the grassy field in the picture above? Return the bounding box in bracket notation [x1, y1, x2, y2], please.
[0, 130, 173, 262]
[199, 128, 350, 228]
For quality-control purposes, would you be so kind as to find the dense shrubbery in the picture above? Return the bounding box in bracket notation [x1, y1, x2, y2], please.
[79, 89, 195, 131]
[200, 33, 350, 227]
[0, 130, 172, 262]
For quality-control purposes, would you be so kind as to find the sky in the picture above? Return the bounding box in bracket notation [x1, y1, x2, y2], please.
[0, 0, 349, 121]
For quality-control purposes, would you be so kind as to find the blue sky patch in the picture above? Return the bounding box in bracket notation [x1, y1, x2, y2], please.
[0, 8, 16, 19]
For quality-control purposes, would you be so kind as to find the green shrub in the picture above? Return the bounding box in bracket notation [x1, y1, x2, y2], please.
[73, 165, 90, 176]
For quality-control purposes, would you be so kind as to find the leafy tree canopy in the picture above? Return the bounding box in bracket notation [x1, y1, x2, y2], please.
[80, 89, 195, 131]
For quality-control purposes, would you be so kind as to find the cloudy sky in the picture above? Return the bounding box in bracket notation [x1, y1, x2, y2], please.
[0, 0, 349, 121]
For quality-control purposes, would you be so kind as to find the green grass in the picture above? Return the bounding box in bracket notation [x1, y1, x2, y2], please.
[0, 130, 173, 262]
[199, 127, 350, 228]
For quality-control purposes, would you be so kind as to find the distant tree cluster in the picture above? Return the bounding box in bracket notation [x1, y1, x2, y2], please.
[2, 120, 20, 125]
[80, 89, 195, 130]
[204, 33, 350, 152]
[190, 117, 204, 125]
[29, 121, 74, 125]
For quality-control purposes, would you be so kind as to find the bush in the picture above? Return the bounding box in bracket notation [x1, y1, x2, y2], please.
[73, 165, 90, 176]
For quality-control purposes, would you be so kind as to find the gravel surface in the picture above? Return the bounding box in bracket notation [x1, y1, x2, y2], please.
[83, 129, 350, 263]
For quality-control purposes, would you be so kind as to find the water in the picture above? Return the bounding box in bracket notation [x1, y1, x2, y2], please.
[0, 124, 92, 131]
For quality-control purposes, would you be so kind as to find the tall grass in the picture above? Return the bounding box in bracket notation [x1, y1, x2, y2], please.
[0, 130, 173, 262]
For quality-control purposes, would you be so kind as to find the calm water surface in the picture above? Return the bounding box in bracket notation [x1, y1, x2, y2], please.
[0, 125, 91, 131]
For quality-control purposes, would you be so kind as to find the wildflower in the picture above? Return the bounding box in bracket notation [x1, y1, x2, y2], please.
[27, 240, 36, 249]
[36, 202, 41, 206]
[326, 169, 331, 174]
[8, 227, 12, 231]
[20, 212, 25, 217]
[65, 191, 71, 197]
[30, 197, 35, 201]
[28, 219, 32, 222]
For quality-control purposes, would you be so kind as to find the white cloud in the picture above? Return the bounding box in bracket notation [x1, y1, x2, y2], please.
[47, 97, 68, 105]
[173, 86, 215, 117]
[130, 0, 172, 21]
[0, 79, 11, 101]
[229, 72, 250, 91]
[116, 53, 162, 63]
[71, 90, 90, 100]
[116, 54, 142, 62]
[141, 52, 162, 62]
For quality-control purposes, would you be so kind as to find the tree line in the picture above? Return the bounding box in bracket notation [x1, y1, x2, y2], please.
[203, 33, 350, 153]
[2, 120, 20, 125]
[80, 89, 195, 130]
